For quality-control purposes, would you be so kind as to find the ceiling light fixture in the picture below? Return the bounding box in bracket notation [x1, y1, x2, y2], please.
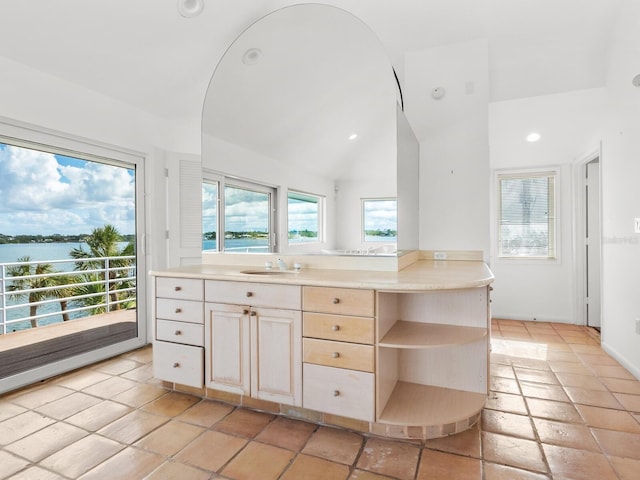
[348, 133, 358, 141]
[242, 48, 262, 65]
[178, 0, 204, 18]
[526, 132, 541, 142]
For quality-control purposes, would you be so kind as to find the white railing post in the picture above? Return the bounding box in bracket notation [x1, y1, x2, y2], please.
[104, 258, 110, 313]
[1, 264, 6, 335]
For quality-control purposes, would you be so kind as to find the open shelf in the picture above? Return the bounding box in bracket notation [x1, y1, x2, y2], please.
[378, 321, 486, 348]
[378, 381, 487, 427]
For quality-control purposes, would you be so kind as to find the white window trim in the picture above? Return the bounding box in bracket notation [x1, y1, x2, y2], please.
[494, 167, 561, 264]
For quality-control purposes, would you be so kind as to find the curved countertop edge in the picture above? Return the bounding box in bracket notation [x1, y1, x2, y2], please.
[150, 259, 494, 291]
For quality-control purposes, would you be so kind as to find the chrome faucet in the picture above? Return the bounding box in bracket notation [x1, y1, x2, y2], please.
[277, 258, 288, 270]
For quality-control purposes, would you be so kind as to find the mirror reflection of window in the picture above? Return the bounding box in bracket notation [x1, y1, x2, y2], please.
[224, 184, 273, 253]
[362, 198, 397, 243]
[202, 180, 218, 251]
[288, 191, 323, 245]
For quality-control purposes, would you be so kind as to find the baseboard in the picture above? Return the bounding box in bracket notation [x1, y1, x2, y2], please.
[601, 341, 640, 381]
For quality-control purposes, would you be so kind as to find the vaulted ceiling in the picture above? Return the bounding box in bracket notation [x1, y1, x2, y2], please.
[0, 0, 623, 121]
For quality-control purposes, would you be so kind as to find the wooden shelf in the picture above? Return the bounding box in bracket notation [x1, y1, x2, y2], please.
[378, 381, 487, 426]
[378, 321, 486, 348]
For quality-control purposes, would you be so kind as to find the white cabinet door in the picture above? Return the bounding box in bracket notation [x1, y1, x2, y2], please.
[205, 303, 251, 395]
[251, 307, 302, 406]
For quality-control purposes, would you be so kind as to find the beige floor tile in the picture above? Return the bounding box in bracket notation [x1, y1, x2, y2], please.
[5, 422, 87, 462]
[424, 423, 481, 458]
[525, 398, 583, 423]
[613, 392, 640, 412]
[121, 345, 153, 363]
[356, 437, 420, 480]
[112, 383, 168, 407]
[92, 357, 141, 375]
[34, 391, 102, 420]
[78, 446, 164, 480]
[174, 430, 246, 471]
[564, 386, 623, 409]
[608, 455, 640, 480]
[0, 402, 27, 422]
[9, 466, 66, 480]
[481, 410, 535, 440]
[548, 361, 594, 375]
[65, 400, 131, 431]
[555, 372, 607, 390]
[519, 380, 570, 402]
[575, 404, 640, 433]
[175, 399, 234, 427]
[98, 409, 167, 444]
[0, 411, 56, 445]
[510, 357, 551, 371]
[590, 428, 640, 459]
[39, 434, 124, 478]
[514, 368, 559, 385]
[53, 369, 111, 390]
[577, 353, 621, 366]
[483, 462, 550, 480]
[8, 385, 74, 409]
[600, 377, 640, 395]
[212, 407, 274, 438]
[546, 352, 582, 364]
[485, 391, 528, 415]
[490, 363, 516, 379]
[542, 443, 617, 480]
[280, 453, 349, 480]
[255, 415, 317, 451]
[141, 391, 200, 417]
[221, 441, 293, 480]
[533, 418, 600, 452]
[348, 470, 392, 480]
[490, 376, 520, 394]
[302, 426, 364, 465]
[590, 365, 636, 380]
[120, 363, 155, 382]
[481, 432, 547, 473]
[0, 450, 30, 479]
[82, 376, 138, 398]
[135, 420, 204, 456]
[144, 461, 211, 480]
[417, 450, 481, 480]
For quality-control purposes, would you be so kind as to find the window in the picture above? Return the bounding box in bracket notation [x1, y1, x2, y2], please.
[202, 176, 275, 253]
[362, 198, 397, 242]
[288, 191, 323, 244]
[498, 171, 557, 259]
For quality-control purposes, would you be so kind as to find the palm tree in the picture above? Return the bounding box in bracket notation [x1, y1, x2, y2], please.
[50, 274, 78, 322]
[7, 256, 56, 328]
[70, 225, 135, 312]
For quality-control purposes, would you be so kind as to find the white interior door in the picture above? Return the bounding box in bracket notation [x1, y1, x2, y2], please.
[586, 159, 601, 328]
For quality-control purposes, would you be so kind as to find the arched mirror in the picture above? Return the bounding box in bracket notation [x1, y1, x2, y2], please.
[202, 4, 418, 256]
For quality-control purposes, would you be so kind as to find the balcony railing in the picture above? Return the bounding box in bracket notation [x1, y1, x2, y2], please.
[0, 256, 136, 335]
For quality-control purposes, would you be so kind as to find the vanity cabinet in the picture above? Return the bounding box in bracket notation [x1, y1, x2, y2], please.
[302, 286, 376, 422]
[204, 280, 302, 406]
[153, 277, 204, 388]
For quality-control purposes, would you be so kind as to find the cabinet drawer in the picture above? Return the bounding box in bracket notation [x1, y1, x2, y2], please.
[303, 312, 374, 344]
[156, 319, 204, 346]
[157, 277, 203, 301]
[303, 338, 374, 372]
[303, 363, 374, 422]
[153, 341, 203, 388]
[156, 298, 204, 324]
[303, 286, 374, 317]
[205, 280, 301, 310]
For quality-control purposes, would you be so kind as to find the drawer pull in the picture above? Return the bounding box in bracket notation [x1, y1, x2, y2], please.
[246, 291, 253, 297]
[331, 325, 340, 331]
[332, 352, 340, 358]
[332, 297, 340, 304]
[174, 330, 182, 336]
[173, 362, 180, 368]
[243, 309, 250, 315]
[174, 286, 182, 292]
[250, 311, 257, 317]
[175, 308, 182, 313]
[333, 390, 340, 397]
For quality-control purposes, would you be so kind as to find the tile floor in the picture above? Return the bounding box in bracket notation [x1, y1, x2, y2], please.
[1, 320, 640, 479]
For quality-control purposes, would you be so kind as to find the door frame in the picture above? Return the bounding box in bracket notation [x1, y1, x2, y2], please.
[573, 147, 603, 329]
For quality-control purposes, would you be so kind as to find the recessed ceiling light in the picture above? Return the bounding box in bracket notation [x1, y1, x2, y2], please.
[526, 132, 541, 142]
[348, 133, 358, 141]
[178, 0, 204, 18]
[242, 48, 262, 65]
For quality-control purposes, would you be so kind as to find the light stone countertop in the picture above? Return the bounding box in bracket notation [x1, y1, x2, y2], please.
[150, 259, 494, 291]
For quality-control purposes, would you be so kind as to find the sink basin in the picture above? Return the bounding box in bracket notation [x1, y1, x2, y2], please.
[240, 269, 298, 275]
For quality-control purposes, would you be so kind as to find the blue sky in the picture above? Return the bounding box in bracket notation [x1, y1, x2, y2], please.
[0, 143, 135, 236]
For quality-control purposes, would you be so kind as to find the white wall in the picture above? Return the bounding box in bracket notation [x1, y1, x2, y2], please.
[599, 0, 640, 378]
[404, 39, 490, 258]
[489, 89, 608, 323]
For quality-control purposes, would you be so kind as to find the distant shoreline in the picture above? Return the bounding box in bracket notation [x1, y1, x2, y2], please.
[0, 233, 135, 245]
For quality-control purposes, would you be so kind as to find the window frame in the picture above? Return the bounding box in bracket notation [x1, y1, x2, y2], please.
[361, 197, 398, 243]
[496, 168, 559, 261]
[287, 189, 324, 245]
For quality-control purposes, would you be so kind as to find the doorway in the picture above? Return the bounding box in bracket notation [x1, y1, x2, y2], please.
[585, 158, 601, 329]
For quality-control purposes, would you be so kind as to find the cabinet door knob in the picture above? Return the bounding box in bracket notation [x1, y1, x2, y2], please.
[250, 311, 257, 317]
[174, 330, 182, 336]
[331, 325, 340, 331]
[333, 390, 340, 397]
[173, 362, 180, 368]
[246, 291, 253, 297]
[243, 309, 250, 315]
[174, 286, 182, 292]
[332, 352, 340, 358]
[332, 297, 340, 304]
[175, 308, 182, 313]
